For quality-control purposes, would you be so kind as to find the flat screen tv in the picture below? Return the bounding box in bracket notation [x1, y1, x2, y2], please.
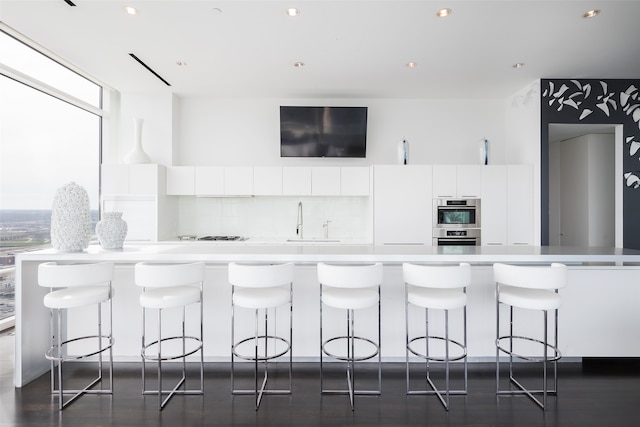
[280, 106, 368, 158]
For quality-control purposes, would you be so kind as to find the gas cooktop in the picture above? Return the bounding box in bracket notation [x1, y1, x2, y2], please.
[197, 235, 246, 241]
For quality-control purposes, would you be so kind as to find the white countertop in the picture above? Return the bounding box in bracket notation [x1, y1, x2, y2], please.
[16, 243, 640, 265]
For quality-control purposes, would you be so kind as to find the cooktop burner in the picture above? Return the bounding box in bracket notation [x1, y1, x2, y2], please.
[197, 235, 245, 241]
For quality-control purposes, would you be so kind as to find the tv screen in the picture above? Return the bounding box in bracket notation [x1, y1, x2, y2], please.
[280, 106, 368, 158]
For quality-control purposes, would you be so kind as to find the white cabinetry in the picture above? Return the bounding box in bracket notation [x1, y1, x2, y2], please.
[432, 165, 481, 198]
[195, 167, 224, 195]
[282, 167, 312, 195]
[507, 165, 533, 245]
[341, 167, 370, 196]
[224, 167, 253, 195]
[481, 166, 507, 245]
[374, 165, 432, 245]
[253, 167, 283, 196]
[312, 167, 341, 196]
[480, 165, 533, 246]
[101, 164, 173, 241]
[166, 166, 195, 195]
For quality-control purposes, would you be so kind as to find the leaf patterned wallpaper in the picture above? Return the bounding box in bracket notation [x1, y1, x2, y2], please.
[541, 78, 640, 248]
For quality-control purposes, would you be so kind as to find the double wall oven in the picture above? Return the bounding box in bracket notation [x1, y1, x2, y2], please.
[432, 198, 481, 246]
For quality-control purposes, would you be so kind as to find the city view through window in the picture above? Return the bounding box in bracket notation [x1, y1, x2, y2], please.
[0, 29, 102, 324]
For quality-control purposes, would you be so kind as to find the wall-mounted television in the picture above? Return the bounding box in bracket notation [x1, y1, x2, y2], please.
[280, 106, 368, 158]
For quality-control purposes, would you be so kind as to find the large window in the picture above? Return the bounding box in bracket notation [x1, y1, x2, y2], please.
[0, 28, 103, 325]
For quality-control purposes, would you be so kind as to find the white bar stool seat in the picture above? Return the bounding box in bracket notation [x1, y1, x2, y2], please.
[494, 262, 567, 410]
[403, 262, 470, 411]
[135, 261, 205, 410]
[38, 261, 115, 410]
[228, 262, 294, 410]
[318, 262, 383, 411]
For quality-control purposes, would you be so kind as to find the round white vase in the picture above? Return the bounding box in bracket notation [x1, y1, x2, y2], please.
[124, 117, 151, 164]
[50, 182, 92, 252]
[95, 211, 128, 249]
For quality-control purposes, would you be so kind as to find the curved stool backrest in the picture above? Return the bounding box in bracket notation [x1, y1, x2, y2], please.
[317, 262, 383, 289]
[403, 262, 470, 289]
[493, 262, 567, 290]
[228, 262, 294, 288]
[38, 261, 114, 288]
[134, 262, 205, 288]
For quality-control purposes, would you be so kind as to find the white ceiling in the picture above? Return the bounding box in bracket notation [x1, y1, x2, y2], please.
[2, 0, 639, 99]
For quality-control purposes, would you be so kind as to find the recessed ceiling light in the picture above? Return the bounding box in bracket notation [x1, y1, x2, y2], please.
[294, 61, 305, 68]
[583, 9, 600, 18]
[287, 8, 299, 17]
[406, 62, 417, 68]
[124, 6, 137, 15]
[512, 63, 525, 69]
[437, 8, 451, 18]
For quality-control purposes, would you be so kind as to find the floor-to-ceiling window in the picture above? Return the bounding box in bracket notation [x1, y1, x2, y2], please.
[0, 28, 104, 328]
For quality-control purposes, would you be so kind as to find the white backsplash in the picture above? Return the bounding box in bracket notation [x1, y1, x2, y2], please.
[177, 196, 372, 241]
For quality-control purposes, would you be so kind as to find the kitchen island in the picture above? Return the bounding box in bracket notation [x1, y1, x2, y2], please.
[15, 243, 640, 387]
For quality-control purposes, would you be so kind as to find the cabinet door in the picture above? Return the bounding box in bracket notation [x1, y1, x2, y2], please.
[195, 167, 224, 195]
[457, 165, 481, 198]
[282, 167, 312, 195]
[507, 165, 534, 245]
[374, 165, 432, 245]
[253, 167, 282, 196]
[432, 165, 457, 198]
[481, 166, 507, 245]
[224, 167, 253, 195]
[341, 167, 370, 196]
[129, 164, 160, 195]
[166, 166, 195, 195]
[312, 167, 341, 196]
[101, 164, 130, 194]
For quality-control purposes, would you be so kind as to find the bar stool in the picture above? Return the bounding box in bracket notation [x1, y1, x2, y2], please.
[37, 261, 114, 410]
[403, 262, 470, 410]
[228, 262, 294, 410]
[494, 262, 567, 410]
[318, 262, 383, 410]
[134, 262, 205, 410]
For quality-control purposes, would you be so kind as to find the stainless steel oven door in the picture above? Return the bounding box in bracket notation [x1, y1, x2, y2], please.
[432, 228, 481, 246]
[433, 199, 481, 228]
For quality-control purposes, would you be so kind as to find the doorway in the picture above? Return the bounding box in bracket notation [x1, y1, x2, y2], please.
[548, 124, 621, 247]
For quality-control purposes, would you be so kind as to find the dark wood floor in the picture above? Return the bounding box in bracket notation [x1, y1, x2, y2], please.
[2, 331, 640, 426]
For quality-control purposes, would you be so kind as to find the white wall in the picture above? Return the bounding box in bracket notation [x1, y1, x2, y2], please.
[176, 97, 506, 167]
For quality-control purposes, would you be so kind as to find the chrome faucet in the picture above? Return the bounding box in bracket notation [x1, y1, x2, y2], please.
[296, 202, 303, 239]
[323, 220, 332, 239]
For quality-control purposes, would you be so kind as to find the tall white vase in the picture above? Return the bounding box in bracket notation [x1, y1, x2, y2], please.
[124, 117, 151, 164]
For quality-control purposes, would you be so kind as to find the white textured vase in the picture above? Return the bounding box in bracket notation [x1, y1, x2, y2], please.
[124, 117, 151, 164]
[50, 182, 92, 252]
[96, 211, 128, 249]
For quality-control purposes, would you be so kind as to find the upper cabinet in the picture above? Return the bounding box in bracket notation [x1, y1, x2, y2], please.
[432, 165, 481, 198]
[166, 166, 195, 196]
[283, 167, 312, 195]
[224, 167, 253, 196]
[194, 166, 224, 195]
[102, 164, 163, 195]
[341, 167, 370, 196]
[312, 167, 341, 196]
[253, 167, 283, 196]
